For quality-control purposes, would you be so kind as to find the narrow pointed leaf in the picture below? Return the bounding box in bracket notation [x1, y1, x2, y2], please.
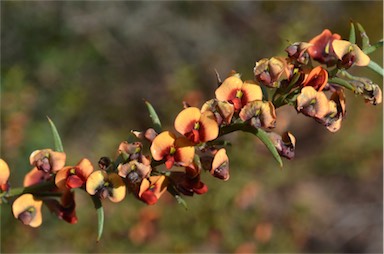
[91, 196, 104, 242]
[144, 101, 162, 133]
[349, 21, 356, 44]
[367, 60, 384, 77]
[253, 128, 283, 168]
[356, 22, 370, 49]
[363, 40, 383, 55]
[328, 77, 355, 91]
[47, 116, 64, 152]
[167, 185, 188, 210]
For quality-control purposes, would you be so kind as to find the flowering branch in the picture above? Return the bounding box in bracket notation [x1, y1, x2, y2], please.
[0, 21, 382, 241]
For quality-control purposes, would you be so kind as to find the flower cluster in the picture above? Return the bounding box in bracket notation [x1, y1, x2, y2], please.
[0, 22, 381, 240]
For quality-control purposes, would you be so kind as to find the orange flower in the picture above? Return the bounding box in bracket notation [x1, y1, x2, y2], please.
[215, 73, 262, 111]
[0, 159, 10, 192]
[138, 175, 168, 205]
[201, 99, 234, 126]
[174, 107, 219, 143]
[239, 101, 276, 129]
[332, 39, 370, 68]
[307, 29, 341, 66]
[210, 148, 230, 181]
[296, 86, 329, 119]
[86, 170, 126, 203]
[55, 158, 94, 190]
[12, 194, 43, 228]
[29, 149, 66, 173]
[302, 66, 328, 92]
[150, 131, 195, 169]
[23, 167, 51, 187]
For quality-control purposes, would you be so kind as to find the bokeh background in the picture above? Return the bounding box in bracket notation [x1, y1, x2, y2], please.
[1, 1, 383, 253]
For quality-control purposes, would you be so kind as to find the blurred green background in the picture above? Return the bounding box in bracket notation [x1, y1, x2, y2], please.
[1, 1, 383, 253]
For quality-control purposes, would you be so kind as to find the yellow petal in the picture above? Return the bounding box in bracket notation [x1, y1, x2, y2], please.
[351, 44, 370, 66]
[211, 148, 230, 181]
[0, 159, 10, 185]
[50, 151, 66, 173]
[108, 173, 126, 203]
[199, 111, 219, 142]
[174, 107, 201, 136]
[174, 137, 195, 166]
[215, 75, 243, 101]
[314, 91, 330, 118]
[297, 86, 318, 112]
[55, 167, 71, 190]
[86, 170, 107, 195]
[12, 194, 43, 228]
[76, 158, 94, 178]
[242, 80, 263, 102]
[332, 39, 351, 60]
[150, 131, 176, 161]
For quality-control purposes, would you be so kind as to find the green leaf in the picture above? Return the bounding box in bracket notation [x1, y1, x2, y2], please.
[349, 21, 356, 44]
[47, 116, 64, 152]
[91, 196, 104, 242]
[363, 40, 383, 55]
[144, 100, 162, 133]
[253, 128, 283, 168]
[167, 185, 188, 210]
[367, 60, 384, 77]
[328, 77, 355, 91]
[356, 22, 370, 49]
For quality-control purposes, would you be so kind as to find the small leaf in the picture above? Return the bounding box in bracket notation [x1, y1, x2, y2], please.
[363, 40, 383, 55]
[144, 100, 162, 133]
[91, 196, 104, 242]
[367, 60, 384, 77]
[47, 116, 64, 152]
[328, 77, 355, 91]
[356, 22, 370, 49]
[349, 21, 356, 44]
[253, 128, 283, 168]
[260, 85, 269, 101]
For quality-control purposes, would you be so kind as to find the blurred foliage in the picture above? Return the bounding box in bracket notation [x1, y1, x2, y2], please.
[1, 1, 382, 253]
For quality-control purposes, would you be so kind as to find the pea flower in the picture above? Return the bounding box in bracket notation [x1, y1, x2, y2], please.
[118, 141, 149, 163]
[23, 167, 51, 187]
[86, 170, 126, 203]
[210, 148, 230, 181]
[332, 39, 370, 68]
[254, 57, 291, 88]
[302, 66, 328, 92]
[170, 163, 208, 196]
[352, 78, 382, 105]
[150, 131, 195, 169]
[239, 101, 276, 129]
[0, 159, 10, 192]
[29, 149, 66, 174]
[285, 42, 312, 65]
[12, 194, 43, 228]
[44, 190, 78, 224]
[55, 158, 94, 190]
[174, 107, 219, 143]
[307, 29, 341, 66]
[138, 175, 168, 205]
[317, 89, 346, 132]
[201, 99, 235, 126]
[296, 86, 329, 119]
[267, 132, 296, 160]
[215, 73, 263, 111]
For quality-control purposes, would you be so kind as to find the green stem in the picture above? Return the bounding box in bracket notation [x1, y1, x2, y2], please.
[1, 180, 57, 200]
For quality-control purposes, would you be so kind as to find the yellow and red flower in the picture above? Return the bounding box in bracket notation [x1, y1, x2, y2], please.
[55, 158, 94, 190]
[12, 194, 43, 228]
[215, 73, 263, 111]
[44, 190, 78, 224]
[302, 66, 328, 92]
[0, 159, 10, 192]
[332, 39, 370, 68]
[174, 107, 219, 143]
[307, 29, 341, 66]
[86, 170, 126, 203]
[150, 131, 195, 169]
[138, 175, 168, 205]
[29, 149, 66, 174]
